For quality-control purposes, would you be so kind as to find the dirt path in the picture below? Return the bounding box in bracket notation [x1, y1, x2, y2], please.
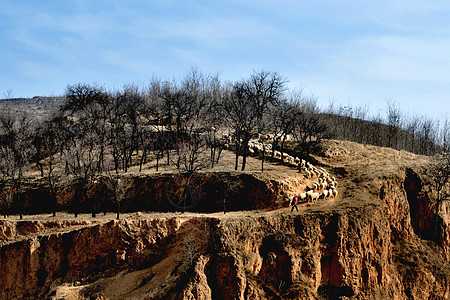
[1, 140, 429, 245]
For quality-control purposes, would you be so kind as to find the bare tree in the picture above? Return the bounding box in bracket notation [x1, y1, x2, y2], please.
[385, 99, 402, 150]
[440, 118, 450, 152]
[107, 85, 145, 172]
[292, 98, 328, 158]
[2, 89, 13, 99]
[405, 114, 420, 154]
[0, 113, 34, 219]
[267, 91, 304, 157]
[34, 117, 64, 217]
[223, 71, 285, 171]
[167, 125, 209, 212]
[427, 152, 450, 239]
[61, 121, 103, 217]
[0, 147, 14, 218]
[175, 133, 209, 175]
[201, 77, 224, 168]
[418, 117, 438, 156]
[145, 78, 168, 172]
[62, 83, 110, 172]
[162, 72, 216, 212]
[60, 83, 113, 217]
[102, 159, 126, 219]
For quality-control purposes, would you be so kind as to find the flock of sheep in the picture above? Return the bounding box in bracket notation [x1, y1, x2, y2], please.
[295, 161, 338, 203]
[246, 138, 339, 206]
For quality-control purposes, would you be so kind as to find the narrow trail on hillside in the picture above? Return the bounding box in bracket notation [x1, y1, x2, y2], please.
[0, 148, 341, 243]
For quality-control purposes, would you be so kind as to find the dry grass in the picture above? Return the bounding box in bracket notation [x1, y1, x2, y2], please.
[1, 138, 441, 299]
[3, 139, 433, 224]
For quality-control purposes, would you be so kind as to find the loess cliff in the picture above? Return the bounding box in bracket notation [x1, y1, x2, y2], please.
[1, 140, 450, 299]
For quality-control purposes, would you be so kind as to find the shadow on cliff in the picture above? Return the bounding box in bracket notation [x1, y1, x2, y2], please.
[404, 168, 443, 243]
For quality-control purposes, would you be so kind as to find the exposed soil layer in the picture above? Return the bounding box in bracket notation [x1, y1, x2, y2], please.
[1, 140, 450, 299]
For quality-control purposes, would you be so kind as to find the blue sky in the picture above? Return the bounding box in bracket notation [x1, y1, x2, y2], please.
[1, 0, 450, 119]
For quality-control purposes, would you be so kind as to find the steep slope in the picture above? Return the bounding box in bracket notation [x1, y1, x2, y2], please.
[1, 140, 450, 299]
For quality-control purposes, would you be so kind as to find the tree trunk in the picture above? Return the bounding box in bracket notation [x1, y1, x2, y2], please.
[281, 136, 287, 154]
[216, 148, 223, 164]
[50, 185, 57, 217]
[39, 163, 44, 177]
[156, 152, 160, 172]
[211, 147, 215, 168]
[434, 196, 442, 241]
[139, 149, 147, 172]
[241, 155, 247, 171]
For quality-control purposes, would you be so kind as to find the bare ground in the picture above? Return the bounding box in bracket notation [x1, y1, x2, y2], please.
[2, 139, 431, 229]
[3, 139, 448, 300]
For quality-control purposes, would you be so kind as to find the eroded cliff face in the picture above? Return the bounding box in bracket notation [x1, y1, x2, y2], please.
[0, 217, 183, 299]
[10, 172, 287, 216]
[1, 170, 450, 299]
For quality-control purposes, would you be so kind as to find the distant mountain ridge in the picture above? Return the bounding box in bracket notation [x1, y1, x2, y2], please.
[0, 96, 64, 120]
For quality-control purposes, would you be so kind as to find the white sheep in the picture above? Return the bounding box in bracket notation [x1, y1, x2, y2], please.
[258, 133, 271, 142]
[274, 151, 282, 159]
[312, 181, 320, 190]
[299, 192, 307, 200]
[319, 171, 329, 179]
[309, 192, 321, 202]
[332, 189, 338, 198]
[304, 169, 312, 178]
[287, 155, 295, 165]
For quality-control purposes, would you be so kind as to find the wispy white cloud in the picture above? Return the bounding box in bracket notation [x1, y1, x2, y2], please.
[1, 0, 449, 119]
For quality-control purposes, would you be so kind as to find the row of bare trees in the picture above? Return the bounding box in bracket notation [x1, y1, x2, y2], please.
[0, 70, 325, 216]
[322, 100, 450, 155]
[1, 69, 447, 217]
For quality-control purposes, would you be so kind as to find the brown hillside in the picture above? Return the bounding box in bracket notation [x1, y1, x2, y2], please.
[1, 140, 450, 299]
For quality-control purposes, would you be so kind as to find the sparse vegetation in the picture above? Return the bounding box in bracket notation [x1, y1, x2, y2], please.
[0, 69, 449, 218]
[427, 152, 450, 238]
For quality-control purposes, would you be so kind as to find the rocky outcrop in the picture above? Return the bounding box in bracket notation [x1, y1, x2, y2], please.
[0, 218, 182, 299]
[1, 170, 450, 299]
